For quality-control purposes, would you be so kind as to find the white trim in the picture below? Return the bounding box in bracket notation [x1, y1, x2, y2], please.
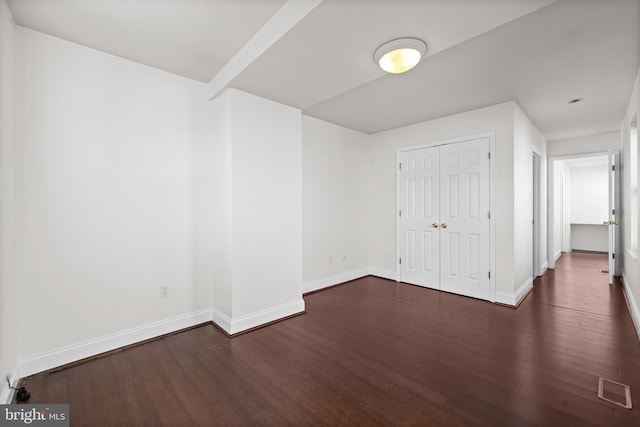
[550, 151, 611, 161]
[303, 269, 369, 293]
[212, 299, 305, 335]
[211, 307, 232, 334]
[532, 145, 543, 157]
[548, 152, 612, 270]
[1, 366, 19, 404]
[540, 261, 549, 276]
[493, 290, 515, 306]
[533, 149, 542, 277]
[397, 131, 497, 153]
[15, 308, 213, 379]
[489, 134, 496, 301]
[554, 250, 562, 263]
[622, 271, 640, 341]
[515, 277, 534, 305]
[369, 268, 398, 281]
[494, 277, 534, 307]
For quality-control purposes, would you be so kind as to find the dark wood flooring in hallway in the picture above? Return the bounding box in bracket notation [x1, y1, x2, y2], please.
[19, 253, 640, 426]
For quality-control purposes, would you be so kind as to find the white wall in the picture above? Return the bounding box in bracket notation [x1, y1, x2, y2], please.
[570, 165, 608, 224]
[621, 67, 640, 332]
[369, 102, 517, 295]
[571, 225, 608, 252]
[230, 89, 303, 319]
[0, 0, 18, 400]
[192, 91, 219, 317]
[209, 91, 232, 317]
[208, 89, 304, 332]
[514, 104, 548, 285]
[548, 131, 620, 157]
[301, 116, 370, 291]
[14, 27, 211, 357]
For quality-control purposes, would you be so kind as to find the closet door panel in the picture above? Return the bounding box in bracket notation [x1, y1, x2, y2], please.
[398, 147, 440, 288]
[439, 139, 490, 300]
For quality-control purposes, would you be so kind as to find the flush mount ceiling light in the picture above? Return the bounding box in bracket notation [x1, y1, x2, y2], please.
[374, 38, 427, 74]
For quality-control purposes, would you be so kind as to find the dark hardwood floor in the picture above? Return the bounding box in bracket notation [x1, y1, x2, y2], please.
[19, 253, 640, 426]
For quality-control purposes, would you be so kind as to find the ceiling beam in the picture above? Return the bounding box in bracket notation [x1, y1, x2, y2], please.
[207, 0, 322, 101]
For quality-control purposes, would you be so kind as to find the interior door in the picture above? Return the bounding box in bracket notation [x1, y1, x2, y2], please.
[608, 150, 621, 284]
[397, 147, 440, 288]
[439, 138, 491, 300]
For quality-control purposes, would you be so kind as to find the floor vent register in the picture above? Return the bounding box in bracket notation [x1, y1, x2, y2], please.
[598, 377, 632, 409]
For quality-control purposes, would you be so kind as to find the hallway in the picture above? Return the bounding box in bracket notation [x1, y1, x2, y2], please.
[18, 253, 640, 426]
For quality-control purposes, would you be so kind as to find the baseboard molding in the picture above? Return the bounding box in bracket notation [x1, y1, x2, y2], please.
[212, 299, 305, 336]
[554, 251, 562, 263]
[540, 261, 549, 276]
[622, 271, 640, 342]
[303, 267, 400, 294]
[368, 268, 397, 281]
[303, 269, 369, 294]
[15, 308, 213, 379]
[211, 307, 232, 334]
[494, 277, 534, 307]
[1, 365, 19, 404]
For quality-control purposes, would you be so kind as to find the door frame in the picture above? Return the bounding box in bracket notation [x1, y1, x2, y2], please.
[533, 148, 542, 277]
[608, 150, 621, 282]
[547, 151, 611, 269]
[395, 131, 496, 302]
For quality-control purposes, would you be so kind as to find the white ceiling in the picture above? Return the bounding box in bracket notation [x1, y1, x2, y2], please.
[7, 0, 640, 140]
[6, 0, 288, 82]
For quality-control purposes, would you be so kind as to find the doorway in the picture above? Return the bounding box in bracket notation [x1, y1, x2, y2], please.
[548, 151, 620, 283]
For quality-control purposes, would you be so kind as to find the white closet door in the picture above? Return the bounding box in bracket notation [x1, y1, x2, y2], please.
[398, 147, 440, 288]
[439, 138, 491, 300]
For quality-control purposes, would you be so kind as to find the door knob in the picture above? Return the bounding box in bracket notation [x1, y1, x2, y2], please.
[603, 221, 610, 225]
[432, 223, 439, 228]
[441, 223, 447, 229]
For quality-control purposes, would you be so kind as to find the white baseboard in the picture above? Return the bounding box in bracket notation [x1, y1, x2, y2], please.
[212, 299, 305, 335]
[622, 271, 640, 341]
[211, 307, 232, 334]
[14, 297, 307, 380]
[540, 261, 549, 276]
[554, 251, 562, 263]
[303, 269, 369, 293]
[368, 267, 397, 281]
[15, 308, 213, 379]
[1, 365, 19, 404]
[302, 267, 398, 295]
[494, 277, 533, 307]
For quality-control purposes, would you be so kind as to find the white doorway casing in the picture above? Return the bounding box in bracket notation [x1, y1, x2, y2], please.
[533, 148, 542, 277]
[548, 151, 619, 277]
[608, 150, 621, 282]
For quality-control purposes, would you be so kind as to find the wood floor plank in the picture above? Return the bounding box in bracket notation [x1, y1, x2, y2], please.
[17, 253, 640, 426]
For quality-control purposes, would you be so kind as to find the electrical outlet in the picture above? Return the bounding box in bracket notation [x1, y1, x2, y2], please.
[159, 284, 170, 298]
[343, 256, 347, 262]
[329, 256, 333, 264]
